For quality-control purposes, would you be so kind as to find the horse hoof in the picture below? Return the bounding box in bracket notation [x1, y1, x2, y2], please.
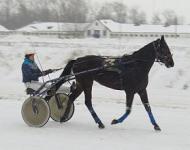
[111, 119, 118, 125]
[154, 125, 161, 131]
[98, 123, 105, 129]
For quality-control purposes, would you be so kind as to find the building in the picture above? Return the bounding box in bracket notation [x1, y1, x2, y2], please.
[2, 19, 190, 39]
[16, 22, 89, 38]
[0, 25, 9, 37]
[85, 20, 189, 38]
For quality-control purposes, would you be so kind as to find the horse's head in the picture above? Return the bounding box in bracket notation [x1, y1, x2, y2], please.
[154, 35, 174, 68]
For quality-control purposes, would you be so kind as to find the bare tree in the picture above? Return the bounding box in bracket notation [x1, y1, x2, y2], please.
[96, 2, 127, 23]
[128, 7, 147, 25]
[151, 13, 162, 25]
[0, 0, 17, 29]
[163, 9, 185, 26]
[96, 3, 113, 20]
[60, 0, 88, 23]
[15, 1, 31, 28]
[162, 10, 178, 26]
[112, 2, 127, 23]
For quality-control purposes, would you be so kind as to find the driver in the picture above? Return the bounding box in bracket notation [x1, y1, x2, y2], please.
[21, 49, 70, 95]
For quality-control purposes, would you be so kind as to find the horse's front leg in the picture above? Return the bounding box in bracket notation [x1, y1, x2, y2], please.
[138, 89, 161, 131]
[111, 91, 134, 125]
[60, 84, 83, 122]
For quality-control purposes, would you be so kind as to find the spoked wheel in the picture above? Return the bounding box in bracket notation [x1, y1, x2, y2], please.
[21, 96, 50, 127]
[48, 93, 75, 122]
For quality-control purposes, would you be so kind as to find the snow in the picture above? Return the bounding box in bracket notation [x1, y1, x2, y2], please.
[1, 100, 190, 150]
[100, 19, 190, 33]
[0, 25, 8, 31]
[17, 22, 89, 32]
[13, 19, 190, 34]
[0, 35, 190, 150]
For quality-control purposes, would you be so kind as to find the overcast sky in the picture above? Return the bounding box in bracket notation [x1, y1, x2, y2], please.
[89, 0, 190, 24]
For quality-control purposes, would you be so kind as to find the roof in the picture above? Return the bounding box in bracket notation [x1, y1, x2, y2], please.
[100, 20, 190, 34]
[17, 22, 90, 32]
[0, 25, 8, 31]
[16, 20, 190, 34]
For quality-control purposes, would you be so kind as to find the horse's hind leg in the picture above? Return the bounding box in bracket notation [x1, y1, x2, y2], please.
[82, 79, 105, 129]
[111, 91, 134, 125]
[60, 82, 83, 122]
[138, 89, 161, 131]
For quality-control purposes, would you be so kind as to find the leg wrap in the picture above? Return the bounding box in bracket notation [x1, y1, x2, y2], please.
[144, 103, 156, 125]
[117, 107, 131, 123]
[148, 112, 156, 125]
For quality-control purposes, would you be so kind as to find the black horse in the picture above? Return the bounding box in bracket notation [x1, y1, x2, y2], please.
[57, 35, 174, 131]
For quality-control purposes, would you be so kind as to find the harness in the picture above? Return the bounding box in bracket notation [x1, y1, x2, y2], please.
[102, 39, 168, 74]
[152, 39, 172, 65]
[72, 39, 170, 76]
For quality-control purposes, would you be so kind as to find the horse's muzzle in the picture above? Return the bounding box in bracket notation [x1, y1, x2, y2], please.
[166, 60, 174, 68]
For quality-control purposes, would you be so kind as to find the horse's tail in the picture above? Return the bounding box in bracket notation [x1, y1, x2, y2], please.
[60, 60, 76, 77]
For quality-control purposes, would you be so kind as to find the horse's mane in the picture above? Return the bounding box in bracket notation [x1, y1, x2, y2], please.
[119, 39, 160, 64]
[102, 39, 160, 64]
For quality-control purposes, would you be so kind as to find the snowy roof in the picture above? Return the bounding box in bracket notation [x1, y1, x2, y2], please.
[16, 20, 190, 34]
[0, 25, 8, 31]
[17, 22, 90, 32]
[100, 20, 190, 34]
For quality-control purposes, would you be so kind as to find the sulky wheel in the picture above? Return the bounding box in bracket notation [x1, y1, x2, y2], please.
[48, 93, 75, 122]
[21, 96, 50, 127]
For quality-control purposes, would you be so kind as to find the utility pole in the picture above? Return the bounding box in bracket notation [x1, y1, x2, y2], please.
[56, 9, 61, 39]
[174, 17, 178, 38]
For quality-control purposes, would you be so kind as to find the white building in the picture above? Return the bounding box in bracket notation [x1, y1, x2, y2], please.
[16, 22, 89, 38]
[2, 20, 190, 39]
[85, 20, 190, 38]
[0, 25, 9, 37]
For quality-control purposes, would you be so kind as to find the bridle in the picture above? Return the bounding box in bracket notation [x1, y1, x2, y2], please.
[153, 40, 162, 63]
[152, 40, 173, 65]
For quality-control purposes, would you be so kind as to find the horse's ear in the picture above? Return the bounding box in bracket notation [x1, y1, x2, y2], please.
[161, 35, 164, 41]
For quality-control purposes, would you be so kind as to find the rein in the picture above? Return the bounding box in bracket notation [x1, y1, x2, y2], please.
[152, 40, 171, 65]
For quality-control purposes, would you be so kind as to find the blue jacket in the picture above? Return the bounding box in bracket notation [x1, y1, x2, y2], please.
[22, 58, 42, 83]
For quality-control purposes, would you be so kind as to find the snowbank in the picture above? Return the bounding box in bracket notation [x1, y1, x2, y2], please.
[0, 36, 190, 150]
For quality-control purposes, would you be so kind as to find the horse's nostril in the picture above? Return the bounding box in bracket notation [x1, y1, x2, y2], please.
[169, 61, 174, 67]
[171, 62, 174, 67]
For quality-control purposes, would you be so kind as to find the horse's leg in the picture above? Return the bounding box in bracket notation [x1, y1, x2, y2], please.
[83, 80, 105, 129]
[138, 89, 161, 131]
[111, 91, 134, 125]
[60, 83, 83, 122]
